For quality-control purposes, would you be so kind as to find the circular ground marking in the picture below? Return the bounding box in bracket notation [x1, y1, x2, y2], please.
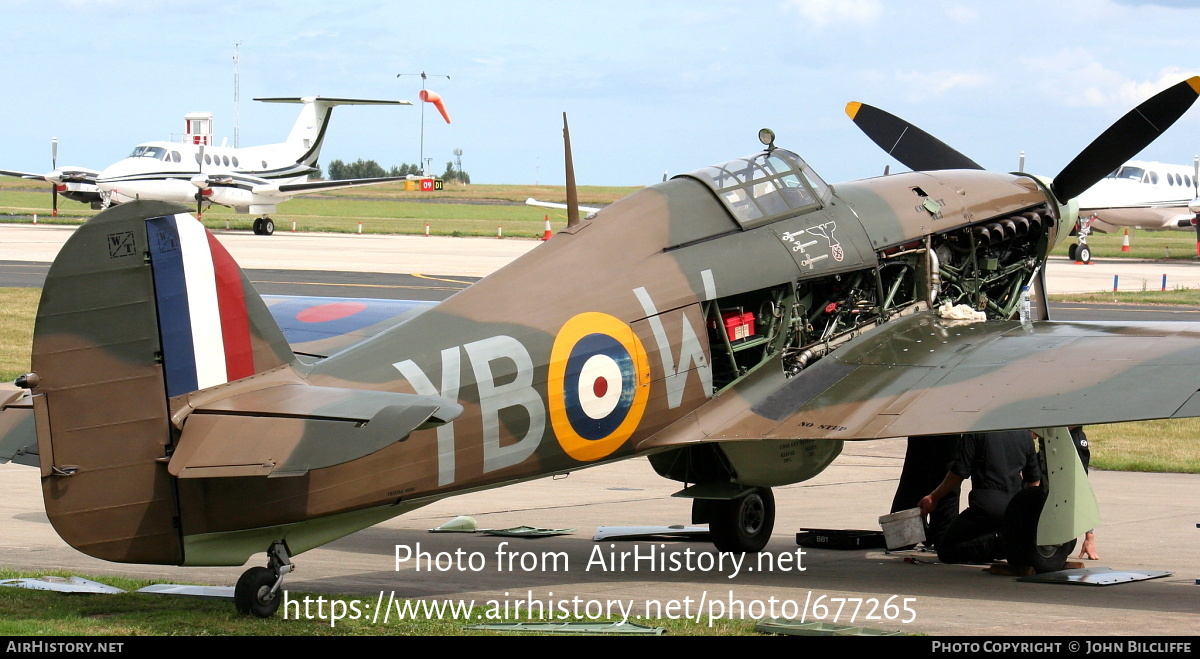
[296, 301, 369, 323]
[549, 312, 650, 461]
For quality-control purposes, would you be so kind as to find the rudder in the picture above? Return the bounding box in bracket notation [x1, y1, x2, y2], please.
[30, 201, 291, 564]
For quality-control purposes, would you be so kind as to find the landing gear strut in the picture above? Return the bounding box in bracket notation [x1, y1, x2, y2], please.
[253, 217, 276, 236]
[235, 541, 293, 618]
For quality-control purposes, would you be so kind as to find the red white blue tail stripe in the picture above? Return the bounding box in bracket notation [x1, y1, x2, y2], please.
[146, 213, 255, 397]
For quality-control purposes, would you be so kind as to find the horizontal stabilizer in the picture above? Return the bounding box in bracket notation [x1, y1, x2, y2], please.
[168, 384, 462, 478]
[253, 97, 412, 106]
[0, 386, 37, 467]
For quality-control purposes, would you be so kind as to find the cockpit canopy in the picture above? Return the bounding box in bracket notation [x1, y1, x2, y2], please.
[128, 145, 182, 163]
[678, 149, 830, 230]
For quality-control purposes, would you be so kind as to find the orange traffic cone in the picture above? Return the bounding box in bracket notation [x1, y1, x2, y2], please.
[541, 215, 552, 241]
[1121, 229, 1130, 252]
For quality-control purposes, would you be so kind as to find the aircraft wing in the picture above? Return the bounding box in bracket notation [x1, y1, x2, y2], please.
[266, 176, 409, 196]
[0, 167, 100, 183]
[525, 197, 602, 213]
[0, 169, 49, 181]
[641, 311, 1200, 449]
[263, 295, 437, 357]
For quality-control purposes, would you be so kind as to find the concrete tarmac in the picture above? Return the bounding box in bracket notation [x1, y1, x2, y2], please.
[1, 223, 1199, 637]
[2, 447, 1198, 637]
[6, 223, 1200, 292]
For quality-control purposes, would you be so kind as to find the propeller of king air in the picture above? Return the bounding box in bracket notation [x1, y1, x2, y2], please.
[846, 76, 1200, 319]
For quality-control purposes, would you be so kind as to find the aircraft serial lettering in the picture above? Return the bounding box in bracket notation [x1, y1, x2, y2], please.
[392, 288, 711, 483]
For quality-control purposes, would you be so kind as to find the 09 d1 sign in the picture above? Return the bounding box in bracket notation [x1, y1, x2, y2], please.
[548, 312, 650, 461]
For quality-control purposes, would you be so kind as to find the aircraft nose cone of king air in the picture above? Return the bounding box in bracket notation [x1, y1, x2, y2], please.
[96, 149, 197, 206]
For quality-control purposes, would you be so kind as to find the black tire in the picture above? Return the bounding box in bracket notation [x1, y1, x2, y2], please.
[709, 487, 775, 553]
[262, 218, 275, 236]
[1002, 488, 1076, 573]
[1077, 244, 1091, 264]
[252, 218, 264, 235]
[234, 566, 280, 618]
[1068, 243, 1078, 261]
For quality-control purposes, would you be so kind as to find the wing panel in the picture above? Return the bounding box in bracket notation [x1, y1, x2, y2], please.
[643, 312, 1200, 447]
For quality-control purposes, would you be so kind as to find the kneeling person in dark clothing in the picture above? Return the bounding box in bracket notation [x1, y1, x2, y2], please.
[918, 430, 1041, 565]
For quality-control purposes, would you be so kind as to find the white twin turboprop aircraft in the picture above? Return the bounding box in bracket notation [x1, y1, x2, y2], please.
[0, 97, 413, 235]
[1077, 159, 1200, 232]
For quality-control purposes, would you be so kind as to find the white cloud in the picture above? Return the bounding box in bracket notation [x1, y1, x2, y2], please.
[1025, 49, 1199, 109]
[893, 69, 989, 100]
[783, 0, 883, 26]
[943, 4, 978, 23]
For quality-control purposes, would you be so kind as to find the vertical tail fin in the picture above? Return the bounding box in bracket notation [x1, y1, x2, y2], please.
[254, 96, 413, 168]
[30, 201, 292, 563]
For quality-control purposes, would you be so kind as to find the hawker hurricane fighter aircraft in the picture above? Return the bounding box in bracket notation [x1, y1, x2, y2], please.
[0, 97, 413, 235]
[3, 78, 1200, 617]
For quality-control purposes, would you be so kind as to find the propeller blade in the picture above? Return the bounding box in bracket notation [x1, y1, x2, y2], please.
[50, 138, 59, 217]
[1052, 77, 1200, 204]
[197, 145, 205, 216]
[845, 101, 983, 172]
[563, 112, 580, 228]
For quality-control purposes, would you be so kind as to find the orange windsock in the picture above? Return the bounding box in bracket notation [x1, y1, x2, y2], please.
[420, 89, 452, 124]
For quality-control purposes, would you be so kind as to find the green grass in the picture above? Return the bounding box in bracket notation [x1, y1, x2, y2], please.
[1048, 289, 1200, 305]
[0, 288, 37, 382]
[1052, 228, 1200, 261]
[0, 569, 754, 636]
[0, 180, 642, 238]
[1087, 420, 1200, 472]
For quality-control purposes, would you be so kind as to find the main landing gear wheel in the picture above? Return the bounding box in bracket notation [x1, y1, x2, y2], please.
[709, 487, 775, 553]
[235, 567, 281, 618]
[1002, 488, 1076, 573]
[253, 218, 276, 236]
[234, 541, 293, 618]
[1076, 244, 1091, 264]
[1068, 243, 1078, 261]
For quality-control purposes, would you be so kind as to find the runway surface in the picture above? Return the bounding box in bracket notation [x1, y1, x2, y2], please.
[1, 224, 1199, 637]
[2, 259, 1197, 322]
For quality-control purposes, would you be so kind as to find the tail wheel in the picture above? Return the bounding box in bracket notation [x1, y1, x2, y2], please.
[709, 487, 775, 553]
[234, 566, 281, 618]
[1002, 487, 1076, 573]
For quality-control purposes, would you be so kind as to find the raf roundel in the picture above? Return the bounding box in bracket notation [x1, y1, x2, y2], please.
[549, 312, 651, 462]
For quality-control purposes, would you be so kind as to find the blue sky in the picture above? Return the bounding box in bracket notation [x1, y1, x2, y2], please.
[2, 0, 1198, 187]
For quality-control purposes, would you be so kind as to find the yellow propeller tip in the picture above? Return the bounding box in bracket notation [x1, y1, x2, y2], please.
[845, 101, 862, 120]
[1188, 76, 1200, 95]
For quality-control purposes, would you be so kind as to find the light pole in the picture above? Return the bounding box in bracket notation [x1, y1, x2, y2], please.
[397, 71, 450, 176]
